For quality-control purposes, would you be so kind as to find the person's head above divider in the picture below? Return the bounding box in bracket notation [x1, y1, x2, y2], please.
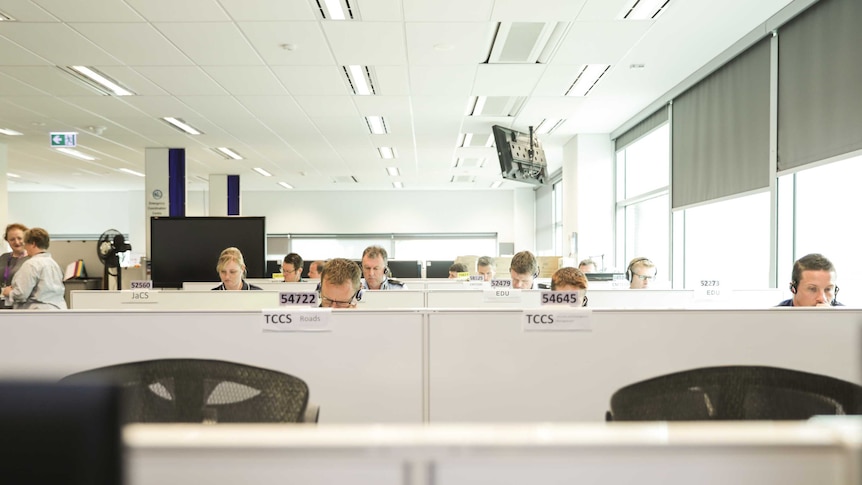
[551, 267, 589, 307]
[319, 258, 362, 309]
[448, 262, 468, 279]
[476, 256, 496, 281]
[282, 253, 303, 282]
[509, 251, 538, 290]
[626, 257, 656, 289]
[213, 247, 262, 291]
[307, 260, 325, 279]
[360, 245, 406, 290]
[777, 253, 842, 307]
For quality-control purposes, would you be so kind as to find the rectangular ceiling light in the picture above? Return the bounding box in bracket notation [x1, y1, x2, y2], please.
[55, 147, 96, 161]
[344, 65, 375, 95]
[565, 64, 610, 97]
[0, 10, 15, 21]
[68, 66, 134, 96]
[278, 181, 294, 189]
[162, 117, 203, 135]
[316, 0, 359, 19]
[487, 22, 569, 64]
[119, 168, 145, 177]
[365, 116, 387, 134]
[386, 167, 400, 177]
[7, 173, 20, 178]
[490, 181, 503, 189]
[253, 167, 272, 177]
[214, 147, 243, 160]
[623, 0, 671, 20]
[535, 118, 565, 135]
[392, 181, 403, 189]
[0, 128, 23, 136]
[378, 146, 395, 159]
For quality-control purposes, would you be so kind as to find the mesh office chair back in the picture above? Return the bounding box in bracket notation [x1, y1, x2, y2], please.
[607, 365, 862, 421]
[60, 358, 309, 423]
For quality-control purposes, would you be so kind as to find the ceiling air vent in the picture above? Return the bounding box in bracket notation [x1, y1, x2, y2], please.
[470, 96, 526, 117]
[332, 175, 359, 184]
[486, 22, 570, 64]
[450, 175, 476, 184]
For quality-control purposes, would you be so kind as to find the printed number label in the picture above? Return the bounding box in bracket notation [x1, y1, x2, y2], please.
[491, 279, 512, 288]
[700, 280, 720, 287]
[279, 292, 319, 306]
[541, 291, 580, 305]
[130, 280, 153, 289]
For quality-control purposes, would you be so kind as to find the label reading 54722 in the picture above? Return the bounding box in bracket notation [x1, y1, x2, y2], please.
[279, 292, 319, 306]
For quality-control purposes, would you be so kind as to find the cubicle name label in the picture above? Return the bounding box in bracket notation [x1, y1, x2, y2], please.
[120, 289, 160, 304]
[522, 309, 592, 331]
[262, 308, 331, 332]
[468, 275, 485, 287]
[695, 278, 726, 300]
[484, 288, 522, 302]
[540, 291, 583, 307]
[279, 292, 319, 306]
[129, 280, 153, 290]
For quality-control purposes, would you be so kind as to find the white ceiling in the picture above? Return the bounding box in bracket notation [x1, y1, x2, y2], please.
[0, 0, 794, 192]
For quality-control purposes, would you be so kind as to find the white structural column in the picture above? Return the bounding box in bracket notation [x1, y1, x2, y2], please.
[512, 187, 536, 252]
[562, 134, 615, 270]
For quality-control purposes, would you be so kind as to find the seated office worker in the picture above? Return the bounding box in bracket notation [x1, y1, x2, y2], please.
[777, 253, 843, 307]
[509, 251, 539, 289]
[307, 260, 325, 279]
[627, 257, 657, 289]
[578, 259, 598, 274]
[319, 258, 362, 309]
[282, 253, 303, 282]
[360, 245, 406, 290]
[1, 227, 67, 309]
[448, 262, 468, 279]
[476, 256, 496, 281]
[212, 248, 262, 291]
[551, 267, 589, 307]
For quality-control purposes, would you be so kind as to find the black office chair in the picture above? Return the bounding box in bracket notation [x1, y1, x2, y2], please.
[60, 358, 314, 424]
[606, 365, 862, 421]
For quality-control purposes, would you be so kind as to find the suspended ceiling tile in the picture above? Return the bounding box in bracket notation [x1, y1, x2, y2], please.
[472, 64, 546, 95]
[322, 22, 407, 65]
[155, 22, 264, 66]
[203, 66, 289, 96]
[238, 21, 334, 66]
[402, 0, 493, 22]
[219, 0, 316, 21]
[271, 65, 350, 96]
[124, 0, 230, 22]
[406, 22, 495, 65]
[71, 23, 192, 66]
[32, 0, 145, 22]
[0, 23, 120, 66]
[134, 66, 227, 96]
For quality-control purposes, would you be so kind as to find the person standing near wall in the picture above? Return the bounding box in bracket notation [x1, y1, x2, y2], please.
[0, 223, 29, 309]
[1, 227, 67, 309]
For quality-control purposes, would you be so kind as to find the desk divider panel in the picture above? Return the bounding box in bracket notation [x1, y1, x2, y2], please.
[0, 310, 424, 424]
[427, 308, 862, 422]
[182, 281, 320, 291]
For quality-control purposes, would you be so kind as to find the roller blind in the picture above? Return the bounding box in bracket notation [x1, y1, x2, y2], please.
[614, 106, 669, 152]
[672, 38, 771, 209]
[777, 0, 862, 171]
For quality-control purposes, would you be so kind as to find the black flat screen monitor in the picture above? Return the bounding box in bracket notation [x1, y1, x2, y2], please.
[426, 260, 454, 279]
[0, 381, 123, 485]
[387, 260, 422, 279]
[492, 124, 548, 186]
[151, 216, 266, 288]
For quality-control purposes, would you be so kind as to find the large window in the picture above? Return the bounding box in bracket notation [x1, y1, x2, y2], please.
[615, 124, 670, 276]
[267, 233, 498, 262]
[552, 180, 564, 256]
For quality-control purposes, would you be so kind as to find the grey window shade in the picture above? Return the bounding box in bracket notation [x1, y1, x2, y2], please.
[672, 38, 770, 209]
[777, 0, 862, 171]
[614, 106, 669, 152]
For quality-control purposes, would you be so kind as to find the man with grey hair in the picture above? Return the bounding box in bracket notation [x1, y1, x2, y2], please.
[476, 256, 496, 281]
[360, 245, 406, 290]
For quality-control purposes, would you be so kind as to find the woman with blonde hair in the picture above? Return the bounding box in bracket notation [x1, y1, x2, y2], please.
[212, 247, 262, 291]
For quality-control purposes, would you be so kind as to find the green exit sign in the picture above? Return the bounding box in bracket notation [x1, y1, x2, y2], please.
[50, 132, 77, 147]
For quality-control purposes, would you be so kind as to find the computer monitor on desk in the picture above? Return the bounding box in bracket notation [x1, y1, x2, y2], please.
[585, 272, 626, 282]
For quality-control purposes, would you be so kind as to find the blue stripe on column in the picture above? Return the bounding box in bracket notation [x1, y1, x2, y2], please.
[227, 174, 240, 216]
[168, 148, 185, 217]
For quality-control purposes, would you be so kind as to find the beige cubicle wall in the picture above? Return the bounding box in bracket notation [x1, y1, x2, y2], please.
[182, 281, 319, 291]
[0, 310, 424, 423]
[427, 308, 862, 422]
[125, 420, 861, 485]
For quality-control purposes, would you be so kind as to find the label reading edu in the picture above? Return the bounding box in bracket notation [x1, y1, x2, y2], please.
[262, 308, 331, 332]
[483, 288, 522, 303]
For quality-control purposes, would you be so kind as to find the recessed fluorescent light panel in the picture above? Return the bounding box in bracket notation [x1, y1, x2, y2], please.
[344, 65, 375, 95]
[162, 117, 203, 135]
[622, 0, 671, 20]
[377, 146, 395, 159]
[386, 167, 400, 177]
[392, 181, 403, 189]
[535, 118, 565, 135]
[365, 116, 387, 134]
[253, 167, 272, 177]
[7, 173, 20, 178]
[278, 181, 294, 189]
[565, 64, 610, 97]
[0, 10, 15, 21]
[214, 147, 243, 160]
[55, 147, 96, 161]
[316, 0, 358, 20]
[0, 128, 23, 136]
[119, 168, 145, 177]
[68, 66, 134, 96]
[490, 181, 503, 189]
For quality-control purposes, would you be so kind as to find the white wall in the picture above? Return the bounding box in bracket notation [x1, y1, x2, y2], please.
[10, 188, 532, 255]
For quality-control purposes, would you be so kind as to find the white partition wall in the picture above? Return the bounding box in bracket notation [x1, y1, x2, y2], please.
[427, 308, 862, 422]
[0, 310, 424, 423]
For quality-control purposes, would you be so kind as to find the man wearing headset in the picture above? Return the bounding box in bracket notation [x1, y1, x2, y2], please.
[777, 253, 843, 307]
[627, 257, 657, 289]
[360, 245, 406, 290]
[509, 250, 539, 289]
[319, 258, 362, 309]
